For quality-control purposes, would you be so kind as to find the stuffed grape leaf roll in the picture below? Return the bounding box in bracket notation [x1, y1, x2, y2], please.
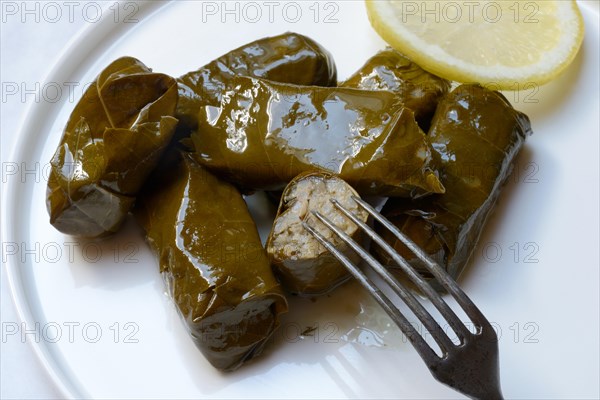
[191, 76, 444, 198]
[340, 47, 450, 129]
[176, 32, 337, 131]
[134, 150, 287, 371]
[46, 57, 178, 238]
[376, 85, 532, 280]
[267, 172, 368, 295]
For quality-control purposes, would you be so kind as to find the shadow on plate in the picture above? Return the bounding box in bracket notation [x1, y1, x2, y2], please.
[458, 145, 556, 294]
[166, 278, 413, 397]
[65, 216, 156, 291]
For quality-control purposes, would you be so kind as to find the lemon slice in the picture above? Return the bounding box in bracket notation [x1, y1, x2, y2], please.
[365, 0, 584, 88]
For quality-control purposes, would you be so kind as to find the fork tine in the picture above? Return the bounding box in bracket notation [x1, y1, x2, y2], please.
[301, 220, 439, 364]
[331, 199, 471, 341]
[303, 198, 503, 399]
[310, 211, 456, 353]
[349, 196, 490, 329]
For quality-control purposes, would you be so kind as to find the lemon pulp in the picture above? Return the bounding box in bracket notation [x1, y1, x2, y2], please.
[366, 0, 585, 88]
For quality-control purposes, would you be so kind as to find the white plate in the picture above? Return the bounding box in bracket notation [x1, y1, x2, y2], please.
[3, 1, 599, 399]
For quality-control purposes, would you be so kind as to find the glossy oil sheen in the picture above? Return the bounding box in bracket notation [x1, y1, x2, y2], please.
[377, 84, 532, 280]
[134, 150, 287, 371]
[176, 32, 337, 131]
[46, 57, 178, 238]
[192, 76, 444, 197]
[340, 47, 450, 129]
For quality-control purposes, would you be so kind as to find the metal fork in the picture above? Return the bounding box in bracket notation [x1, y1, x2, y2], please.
[302, 196, 503, 400]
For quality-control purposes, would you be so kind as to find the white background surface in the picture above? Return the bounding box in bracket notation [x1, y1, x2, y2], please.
[1, 1, 599, 399]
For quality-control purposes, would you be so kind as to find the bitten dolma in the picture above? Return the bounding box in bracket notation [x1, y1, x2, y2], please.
[135, 150, 287, 371]
[376, 85, 532, 280]
[46, 57, 178, 238]
[340, 47, 450, 129]
[267, 172, 368, 295]
[177, 32, 337, 131]
[191, 76, 444, 197]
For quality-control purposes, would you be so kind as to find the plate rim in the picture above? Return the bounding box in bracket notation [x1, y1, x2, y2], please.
[2, 2, 171, 398]
[2, 1, 599, 399]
